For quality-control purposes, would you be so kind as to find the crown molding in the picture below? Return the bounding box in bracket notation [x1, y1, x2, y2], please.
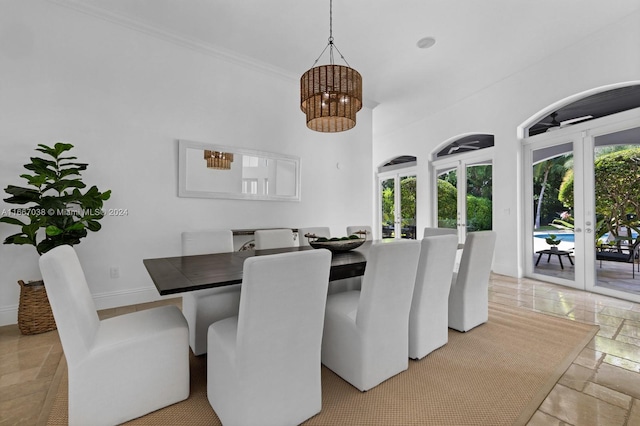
[47, 0, 379, 109]
[47, 0, 298, 81]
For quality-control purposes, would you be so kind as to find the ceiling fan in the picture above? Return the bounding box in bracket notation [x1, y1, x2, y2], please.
[448, 140, 480, 154]
[539, 112, 594, 132]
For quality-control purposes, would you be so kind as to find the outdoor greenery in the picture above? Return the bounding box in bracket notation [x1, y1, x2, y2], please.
[437, 179, 457, 228]
[545, 234, 562, 246]
[533, 156, 571, 229]
[534, 145, 639, 242]
[437, 169, 493, 231]
[0, 143, 111, 255]
[381, 176, 417, 235]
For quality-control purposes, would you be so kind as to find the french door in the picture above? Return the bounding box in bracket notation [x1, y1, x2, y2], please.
[432, 150, 493, 244]
[378, 168, 417, 240]
[524, 108, 640, 301]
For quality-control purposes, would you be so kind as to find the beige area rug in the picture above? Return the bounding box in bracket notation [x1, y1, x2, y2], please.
[46, 303, 598, 425]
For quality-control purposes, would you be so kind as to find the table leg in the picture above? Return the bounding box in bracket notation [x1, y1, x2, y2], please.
[557, 254, 564, 269]
[536, 253, 543, 266]
[567, 254, 574, 266]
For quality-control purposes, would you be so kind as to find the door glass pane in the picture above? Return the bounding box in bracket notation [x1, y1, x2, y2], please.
[466, 164, 492, 232]
[531, 143, 575, 281]
[593, 128, 640, 295]
[381, 178, 395, 238]
[437, 168, 457, 229]
[400, 175, 417, 239]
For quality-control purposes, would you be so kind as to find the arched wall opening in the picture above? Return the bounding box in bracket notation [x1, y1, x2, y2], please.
[520, 81, 640, 302]
[429, 133, 495, 244]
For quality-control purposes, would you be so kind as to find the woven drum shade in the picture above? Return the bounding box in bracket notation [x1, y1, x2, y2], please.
[204, 150, 234, 170]
[300, 64, 362, 133]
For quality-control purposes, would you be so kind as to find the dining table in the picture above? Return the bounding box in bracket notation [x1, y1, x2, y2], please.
[144, 240, 375, 296]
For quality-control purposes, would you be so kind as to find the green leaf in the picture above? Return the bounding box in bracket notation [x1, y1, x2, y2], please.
[86, 220, 102, 232]
[3, 186, 41, 204]
[3, 233, 35, 246]
[58, 167, 86, 179]
[0, 216, 28, 227]
[19, 173, 49, 187]
[65, 222, 85, 232]
[36, 143, 74, 159]
[43, 179, 86, 193]
[45, 226, 63, 236]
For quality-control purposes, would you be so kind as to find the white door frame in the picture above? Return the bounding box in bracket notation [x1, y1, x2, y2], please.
[430, 148, 494, 244]
[377, 165, 417, 239]
[522, 107, 640, 301]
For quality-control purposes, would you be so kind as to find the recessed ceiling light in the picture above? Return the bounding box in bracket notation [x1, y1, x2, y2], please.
[416, 36, 436, 49]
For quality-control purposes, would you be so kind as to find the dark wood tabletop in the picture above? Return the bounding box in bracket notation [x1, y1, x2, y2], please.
[144, 241, 373, 295]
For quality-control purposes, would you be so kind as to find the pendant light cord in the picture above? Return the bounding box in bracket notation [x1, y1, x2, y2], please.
[311, 0, 352, 68]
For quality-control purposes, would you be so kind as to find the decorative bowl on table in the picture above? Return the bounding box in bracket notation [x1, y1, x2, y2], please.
[305, 231, 367, 253]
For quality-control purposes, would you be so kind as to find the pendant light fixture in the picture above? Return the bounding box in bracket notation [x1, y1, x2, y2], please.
[300, 0, 362, 133]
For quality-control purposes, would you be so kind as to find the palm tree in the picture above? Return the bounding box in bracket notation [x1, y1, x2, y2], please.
[533, 156, 569, 229]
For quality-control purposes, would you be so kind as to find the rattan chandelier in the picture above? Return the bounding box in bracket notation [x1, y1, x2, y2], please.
[300, 0, 362, 133]
[204, 150, 234, 170]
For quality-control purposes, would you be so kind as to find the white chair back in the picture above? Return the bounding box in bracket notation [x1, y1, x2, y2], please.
[182, 229, 233, 255]
[357, 240, 421, 333]
[409, 234, 458, 359]
[423, 227, 457, 238]
[321, 239, 421, 391]
[254, 229, 296, 250]
[448, 231, 497, 332]
[181, 229, 237, 356]
[39, 245, 100, 366]
[40, 245, 190, 425]
[207, 249, 332, 425]
[237, 250, 331, 369]
[298, 227, 331, 246]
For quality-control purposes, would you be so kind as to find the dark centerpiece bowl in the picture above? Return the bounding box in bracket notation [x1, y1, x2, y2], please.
[305, 231, 367, 253]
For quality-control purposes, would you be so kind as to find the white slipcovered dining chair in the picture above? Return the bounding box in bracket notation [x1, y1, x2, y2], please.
[321, 239, 421, 391]
[298, 227, 331, 246]
[253, 228, 296, 250]
[409, 234, 459, 359]
[346, 225, 372, 239]
[423, 227, 457, 238]
[182, 229, 239, 356]
[448, 231, 497, 332]
[207, 249, 332, 426]
[39, 245, 189, 426]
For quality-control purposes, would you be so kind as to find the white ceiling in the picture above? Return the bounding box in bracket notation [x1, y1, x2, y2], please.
[56, 0, 640, 135]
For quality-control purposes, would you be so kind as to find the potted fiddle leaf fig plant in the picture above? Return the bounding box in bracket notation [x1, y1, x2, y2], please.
[0, 142, 111, 334]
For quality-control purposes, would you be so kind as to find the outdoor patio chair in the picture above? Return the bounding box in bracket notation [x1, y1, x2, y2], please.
[596, 239, 640, 278]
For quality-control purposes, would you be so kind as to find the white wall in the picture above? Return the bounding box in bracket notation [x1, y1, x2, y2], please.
[372, 10, 640, 277]
[0, 1, 374, 325]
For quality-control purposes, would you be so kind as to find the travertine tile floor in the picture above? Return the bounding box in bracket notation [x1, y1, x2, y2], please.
[2, 276, 640, 425]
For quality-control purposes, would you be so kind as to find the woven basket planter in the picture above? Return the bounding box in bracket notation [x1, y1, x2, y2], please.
[17, 280, 57, 335]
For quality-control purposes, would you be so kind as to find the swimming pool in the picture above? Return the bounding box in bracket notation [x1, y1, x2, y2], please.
[534, 233, 575, 243]
[535, 231, 637, 243]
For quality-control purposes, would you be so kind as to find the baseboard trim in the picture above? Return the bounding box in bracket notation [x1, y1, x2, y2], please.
[0, 286, 171, 327]
[0, 305, 18, 327]
[92, 286, 168, 310]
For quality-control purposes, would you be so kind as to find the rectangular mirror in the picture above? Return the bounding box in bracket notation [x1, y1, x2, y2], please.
[178, 139, 301, 201]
